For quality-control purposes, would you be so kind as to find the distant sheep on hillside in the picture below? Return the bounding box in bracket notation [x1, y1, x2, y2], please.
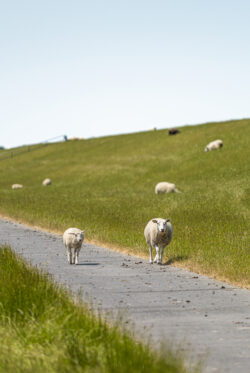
[151, 127, 157, 131]
[155, 182, 181, 194]
[69, 137, 84, 141]
[42, 178, 52, 186]
[168, 128, 180, 135]
[204, 139, 223, 152]
[43, 179, 52, 186]
[12, 184, 23, 190]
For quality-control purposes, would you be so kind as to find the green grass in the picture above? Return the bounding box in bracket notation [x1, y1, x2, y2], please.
[0, 245, 196, 373]
[0, 119, 249, 286]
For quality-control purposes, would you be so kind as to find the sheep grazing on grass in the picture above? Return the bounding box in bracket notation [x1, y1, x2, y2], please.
[168, 128, 180, 135]
[63, 228, 84, 265]
[144, 218, 173, 264]
[155, 182, 180, 194]
[12, 184, 23, 190]
[204, 139, 223, 152]
[151, 127, 157, 131]
[42, 178, 52, 186]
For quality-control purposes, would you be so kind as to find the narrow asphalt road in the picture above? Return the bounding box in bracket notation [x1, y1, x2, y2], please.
[0, 218, 249, 373]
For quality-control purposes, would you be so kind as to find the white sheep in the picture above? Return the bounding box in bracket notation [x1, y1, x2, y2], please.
[155, 182, 180, 194]
[12, 184, 23, 189]
[204, 139, 223, 152]
[63, 228, 84, 265]
[68, 136, 84, 141]
[144, 218, 173, 264]
[42, 178, 52, 186]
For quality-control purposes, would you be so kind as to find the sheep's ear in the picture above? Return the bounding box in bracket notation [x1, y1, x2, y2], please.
[152, 219, 158, 223]
[166, 219, 171, 223]
[81, 230, 85, 233]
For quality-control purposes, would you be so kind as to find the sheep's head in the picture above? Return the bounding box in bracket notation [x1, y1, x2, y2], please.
[152, 219, 171, 233]
[69, 231, 84, 244]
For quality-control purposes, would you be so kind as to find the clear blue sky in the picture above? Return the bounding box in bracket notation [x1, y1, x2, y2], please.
[1, 0, 250, 148]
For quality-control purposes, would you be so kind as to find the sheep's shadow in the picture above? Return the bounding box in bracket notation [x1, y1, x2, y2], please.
[77, 262, 100, 266]
[163, 255, 189, 266]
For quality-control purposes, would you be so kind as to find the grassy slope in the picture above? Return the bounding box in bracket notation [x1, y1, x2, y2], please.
[0, 246, 194, 373]
[0, 119, 249, 286]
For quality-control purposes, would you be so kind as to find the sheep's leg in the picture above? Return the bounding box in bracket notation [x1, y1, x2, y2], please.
[72, 249, 75, 264]
[155, 246, 161, 264]
[159, 247, 164, 264]
[75, 248, 79, 265]
[154, 246, 161, 264]
[153, 252, 158, 263]
[153, 247, 159, 262]
[67, 248, 72, 264]
[149, 245, 153, 264]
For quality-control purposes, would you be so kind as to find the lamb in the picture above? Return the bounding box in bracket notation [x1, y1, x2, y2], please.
[42, 178, 52, 186]
[144, 218, 173, 264]
[63, 228, 84, 265]
[12, 184, 23, 189]
[155, 182, 180, 194]
[204, 139, 223, 152]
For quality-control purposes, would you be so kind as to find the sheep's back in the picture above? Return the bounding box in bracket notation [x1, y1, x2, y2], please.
[155, 182, 175, 194]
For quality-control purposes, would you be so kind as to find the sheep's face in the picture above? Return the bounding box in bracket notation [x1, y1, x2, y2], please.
[71, 231, 84, 244]
[152, 219, 170, 233]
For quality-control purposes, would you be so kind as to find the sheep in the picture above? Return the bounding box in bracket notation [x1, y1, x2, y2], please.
[204, 139, 223, 152]
[12, 184, 23, 189]
[155, 182, 180, 194]
[42, 178, 52, 186]
[168, 128, 180, 135]
[144, 218, 173, 264]
[63, 228, 84, 265]
[151, 127, 157, 131]
[69, 136, 83, 141]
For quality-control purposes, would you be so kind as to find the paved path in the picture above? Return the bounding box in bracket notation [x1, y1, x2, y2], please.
[0, 218, 249, 373]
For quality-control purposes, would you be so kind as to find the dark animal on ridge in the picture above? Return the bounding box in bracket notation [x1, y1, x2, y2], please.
[168, 128, 180, 135]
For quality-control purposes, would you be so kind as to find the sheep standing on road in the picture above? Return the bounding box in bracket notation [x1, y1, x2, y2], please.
[155, 182, 180, 194]
[144, 218, 173, 264]
[12, 184, 23, 189]
[42, 178, 52, 186]
[204, 139, 223, 152]
[63, 228, 84, 265]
